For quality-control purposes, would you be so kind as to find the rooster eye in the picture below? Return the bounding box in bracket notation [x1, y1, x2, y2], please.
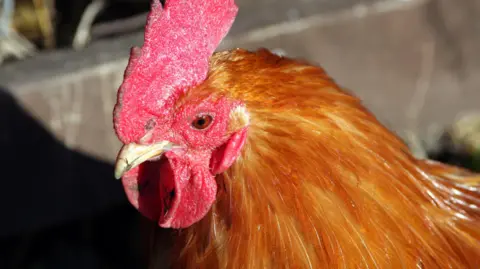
[192, 114, 213, 130]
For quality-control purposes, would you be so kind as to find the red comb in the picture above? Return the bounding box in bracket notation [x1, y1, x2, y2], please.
[114, 0, 238, 143]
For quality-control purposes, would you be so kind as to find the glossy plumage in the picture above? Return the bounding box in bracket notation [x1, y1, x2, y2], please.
[140, 49, 480, 269]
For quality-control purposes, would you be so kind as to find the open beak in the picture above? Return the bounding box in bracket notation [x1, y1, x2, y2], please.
[114, 141, 173, 179]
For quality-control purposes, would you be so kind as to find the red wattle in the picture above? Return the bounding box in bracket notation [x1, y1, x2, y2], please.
[159, 157, 217, 228]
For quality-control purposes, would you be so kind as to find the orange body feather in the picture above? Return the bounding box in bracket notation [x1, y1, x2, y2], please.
[147, 49, 480, 269]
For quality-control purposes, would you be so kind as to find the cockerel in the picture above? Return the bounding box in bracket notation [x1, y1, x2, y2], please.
[112, 0, 480, 268]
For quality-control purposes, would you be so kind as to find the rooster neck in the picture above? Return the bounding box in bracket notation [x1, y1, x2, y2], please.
[157, 49, 480, 269]
[165, 132, 480, 269]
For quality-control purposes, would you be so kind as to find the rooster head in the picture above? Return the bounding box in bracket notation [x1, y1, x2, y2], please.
[112, 0, 243, 228]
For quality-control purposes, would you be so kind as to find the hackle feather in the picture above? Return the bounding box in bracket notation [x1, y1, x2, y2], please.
[149, 49, 480, 269]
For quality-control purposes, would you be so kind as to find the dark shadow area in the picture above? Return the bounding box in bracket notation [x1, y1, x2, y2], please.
[0, 88, 146, 268]
[429, 133, 480, 173]
[55, 0, 151, 48]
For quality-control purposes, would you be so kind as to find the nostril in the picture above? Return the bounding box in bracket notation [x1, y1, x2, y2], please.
[145, 118, 156, 131]
[169, 190, 175, 200]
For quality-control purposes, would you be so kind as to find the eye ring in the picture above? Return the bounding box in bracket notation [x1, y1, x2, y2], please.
[191, 114, 214, 130]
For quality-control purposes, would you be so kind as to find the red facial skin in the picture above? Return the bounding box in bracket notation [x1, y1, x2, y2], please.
[121, 97, 247, 228]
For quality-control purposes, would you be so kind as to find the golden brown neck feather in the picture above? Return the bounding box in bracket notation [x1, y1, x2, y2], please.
[160, 49, 480, 269]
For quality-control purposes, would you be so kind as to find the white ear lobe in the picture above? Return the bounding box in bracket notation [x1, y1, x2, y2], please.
[228, 105, 250, 133]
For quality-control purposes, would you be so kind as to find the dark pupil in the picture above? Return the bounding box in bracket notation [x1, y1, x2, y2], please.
[192, 115, 212, 129]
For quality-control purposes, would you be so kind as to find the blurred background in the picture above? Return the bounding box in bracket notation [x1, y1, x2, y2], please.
[0, 0, 479, 268]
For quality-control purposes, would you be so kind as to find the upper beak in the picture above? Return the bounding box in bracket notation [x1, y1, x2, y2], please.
[114, 141, 173, 179]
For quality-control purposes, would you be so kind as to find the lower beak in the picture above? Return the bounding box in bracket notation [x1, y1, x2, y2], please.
[114, 141, 173, 179]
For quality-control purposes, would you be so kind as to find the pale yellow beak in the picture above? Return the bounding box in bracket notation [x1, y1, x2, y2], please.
[114, 141, 173, 180]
